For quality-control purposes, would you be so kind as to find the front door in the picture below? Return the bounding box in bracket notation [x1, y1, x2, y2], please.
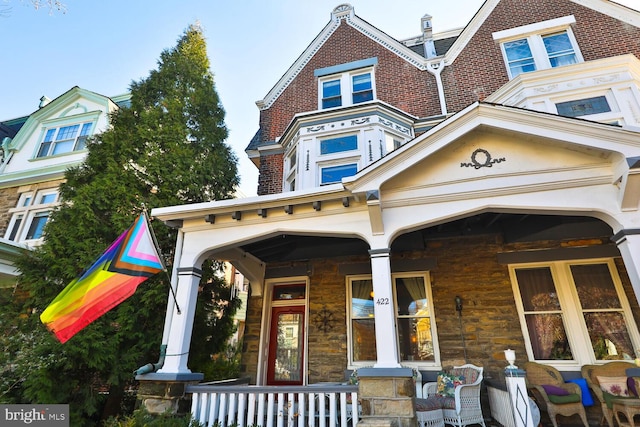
[267, 305, 305, 385]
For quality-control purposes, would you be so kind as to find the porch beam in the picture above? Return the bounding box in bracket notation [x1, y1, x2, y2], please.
[619, 157, 640, 211]
[216, 248, 266, 297]
[366, 190, 384, 235]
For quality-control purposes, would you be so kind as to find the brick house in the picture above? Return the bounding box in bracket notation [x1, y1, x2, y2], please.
[148, 0, 640, 423]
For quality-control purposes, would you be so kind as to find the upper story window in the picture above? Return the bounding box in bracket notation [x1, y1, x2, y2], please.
[494, 16, 582, 79]
[36, 122, 92, 158]
[316, 58, 377, 110]
[510, 259, 640, 367]
[5, 189, 59, 244]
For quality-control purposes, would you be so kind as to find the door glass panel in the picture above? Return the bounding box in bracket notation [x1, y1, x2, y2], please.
[273, 312, 303, 382]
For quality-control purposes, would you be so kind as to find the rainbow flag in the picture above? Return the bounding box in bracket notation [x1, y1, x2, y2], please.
[40, 213, 164, 343]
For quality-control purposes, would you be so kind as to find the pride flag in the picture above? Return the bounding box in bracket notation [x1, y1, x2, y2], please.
[40, 213, 164, 343]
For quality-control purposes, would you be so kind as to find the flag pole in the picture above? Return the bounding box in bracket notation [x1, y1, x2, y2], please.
[143, 210, 181, 315]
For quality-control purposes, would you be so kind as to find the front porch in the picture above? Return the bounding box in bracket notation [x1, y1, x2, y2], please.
[184, 375, 608, 427]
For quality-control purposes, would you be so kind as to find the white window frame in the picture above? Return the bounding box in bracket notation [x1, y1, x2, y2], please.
[509, 258, 640, 370]
[5, 188, 59, 244]
[346, 272, 440, 369]
[493, 16, 583, 79]
[318, 68, 376, 110]
[35, 121, 93, 159]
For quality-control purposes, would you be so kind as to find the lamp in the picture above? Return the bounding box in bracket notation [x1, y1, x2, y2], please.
[455, 296, 463, 313]
[504, 349, 517, 369]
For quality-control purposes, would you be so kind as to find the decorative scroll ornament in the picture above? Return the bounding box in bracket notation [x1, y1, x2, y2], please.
[461, 148, 506, 169]
[313, 305, 335, 333]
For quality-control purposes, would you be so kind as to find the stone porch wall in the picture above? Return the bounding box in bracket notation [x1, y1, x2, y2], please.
[239, 233, 639, 385]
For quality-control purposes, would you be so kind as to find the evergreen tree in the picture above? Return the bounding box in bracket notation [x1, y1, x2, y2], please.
[6, 24, 240, 425]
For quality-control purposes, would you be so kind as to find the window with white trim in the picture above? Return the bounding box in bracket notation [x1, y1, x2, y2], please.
[5, 189, 59, 244]
[348, 272, 438, 366]
[494, 16, 582, 79]
[510, 259, 640, 366]
[319, 70, 375, 110]
[36, 122, 92, 158]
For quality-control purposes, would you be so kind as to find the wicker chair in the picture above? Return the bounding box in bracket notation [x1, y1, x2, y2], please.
[422, 364, 486, 427]
[581, 361, 636, 427]
[523, 362, 588, 427]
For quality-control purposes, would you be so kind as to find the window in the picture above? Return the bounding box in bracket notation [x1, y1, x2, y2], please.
[322, 79, 342, 109]
[348, 273, 437, 366]
[555, 96, 611, 118]
[494, 17, 581, 79]
[5, 189, 59, 243]
[320, 135, 358, 155]
[352, 73, 373, 104]
[510, 259, 639, 366]
[503, 31, 578, 78]
[318, 70, 375, 109]
[36, 122, 92, 158]
[321, 163, 358, 185]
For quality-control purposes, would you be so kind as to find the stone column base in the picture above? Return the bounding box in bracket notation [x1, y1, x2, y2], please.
[357, 368, 417, 427]
[135, 372, 204, 415]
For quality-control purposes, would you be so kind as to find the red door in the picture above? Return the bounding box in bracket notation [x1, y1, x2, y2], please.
[267, 305, 305, 385]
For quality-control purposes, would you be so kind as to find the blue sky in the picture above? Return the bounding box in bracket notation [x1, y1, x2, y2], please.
[1, 0, 638, 196]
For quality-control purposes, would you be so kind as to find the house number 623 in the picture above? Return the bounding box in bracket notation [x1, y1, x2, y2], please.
[376, 298, 389, 305]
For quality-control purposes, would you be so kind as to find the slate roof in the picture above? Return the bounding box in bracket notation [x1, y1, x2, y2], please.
[0, 116, 28, 141]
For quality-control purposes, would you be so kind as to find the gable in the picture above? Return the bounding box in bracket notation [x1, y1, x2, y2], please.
[382, 125, 616, 201]
[443, 0, 640, 111]
[0, 87, 117, 186]
[257, 4, 428, 112]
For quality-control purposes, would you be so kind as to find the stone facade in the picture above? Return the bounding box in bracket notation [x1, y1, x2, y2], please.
[240, 227, 640, 384]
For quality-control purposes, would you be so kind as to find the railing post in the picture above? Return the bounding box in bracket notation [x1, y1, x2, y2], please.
[505, 368, 535, 427]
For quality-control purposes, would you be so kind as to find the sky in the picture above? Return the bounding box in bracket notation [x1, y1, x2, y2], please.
[1, 0, 639, 197]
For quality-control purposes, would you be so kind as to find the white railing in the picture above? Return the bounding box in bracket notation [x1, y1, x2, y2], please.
[188, 383, 360, 427]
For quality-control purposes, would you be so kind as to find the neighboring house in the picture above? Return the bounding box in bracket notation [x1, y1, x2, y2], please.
[151, 0, 640, 402]
[0, 87, 129, 288]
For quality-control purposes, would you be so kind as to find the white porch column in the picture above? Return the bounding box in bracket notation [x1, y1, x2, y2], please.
[613, 229, 640, 306]
[369, 248, 401, 368]
[156, 267, 202, 376]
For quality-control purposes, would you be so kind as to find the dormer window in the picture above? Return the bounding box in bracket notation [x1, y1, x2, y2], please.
[494, 16, 582, 79]
[36, 122, 92, 158]
[316, 58, 377, 110]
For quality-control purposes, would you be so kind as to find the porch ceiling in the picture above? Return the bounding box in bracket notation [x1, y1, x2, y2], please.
[238, 213, 612, 262]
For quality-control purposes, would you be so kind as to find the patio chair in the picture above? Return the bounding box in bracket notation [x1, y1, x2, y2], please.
[419, 363, 486, 427]
[581, 361, 636, 427]
[523, 361, 588, 427]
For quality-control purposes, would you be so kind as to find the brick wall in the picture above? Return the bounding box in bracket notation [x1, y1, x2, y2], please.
[444, 0, 640, 111]
[239, 232, 639, 384]
[254, 0, 640, 194]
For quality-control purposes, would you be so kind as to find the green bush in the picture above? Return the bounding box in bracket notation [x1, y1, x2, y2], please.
[103, 409, 202, 427]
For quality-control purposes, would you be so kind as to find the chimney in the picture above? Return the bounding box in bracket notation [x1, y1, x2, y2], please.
[421, 14, 437, 59]
[39, 95, 51, 108]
